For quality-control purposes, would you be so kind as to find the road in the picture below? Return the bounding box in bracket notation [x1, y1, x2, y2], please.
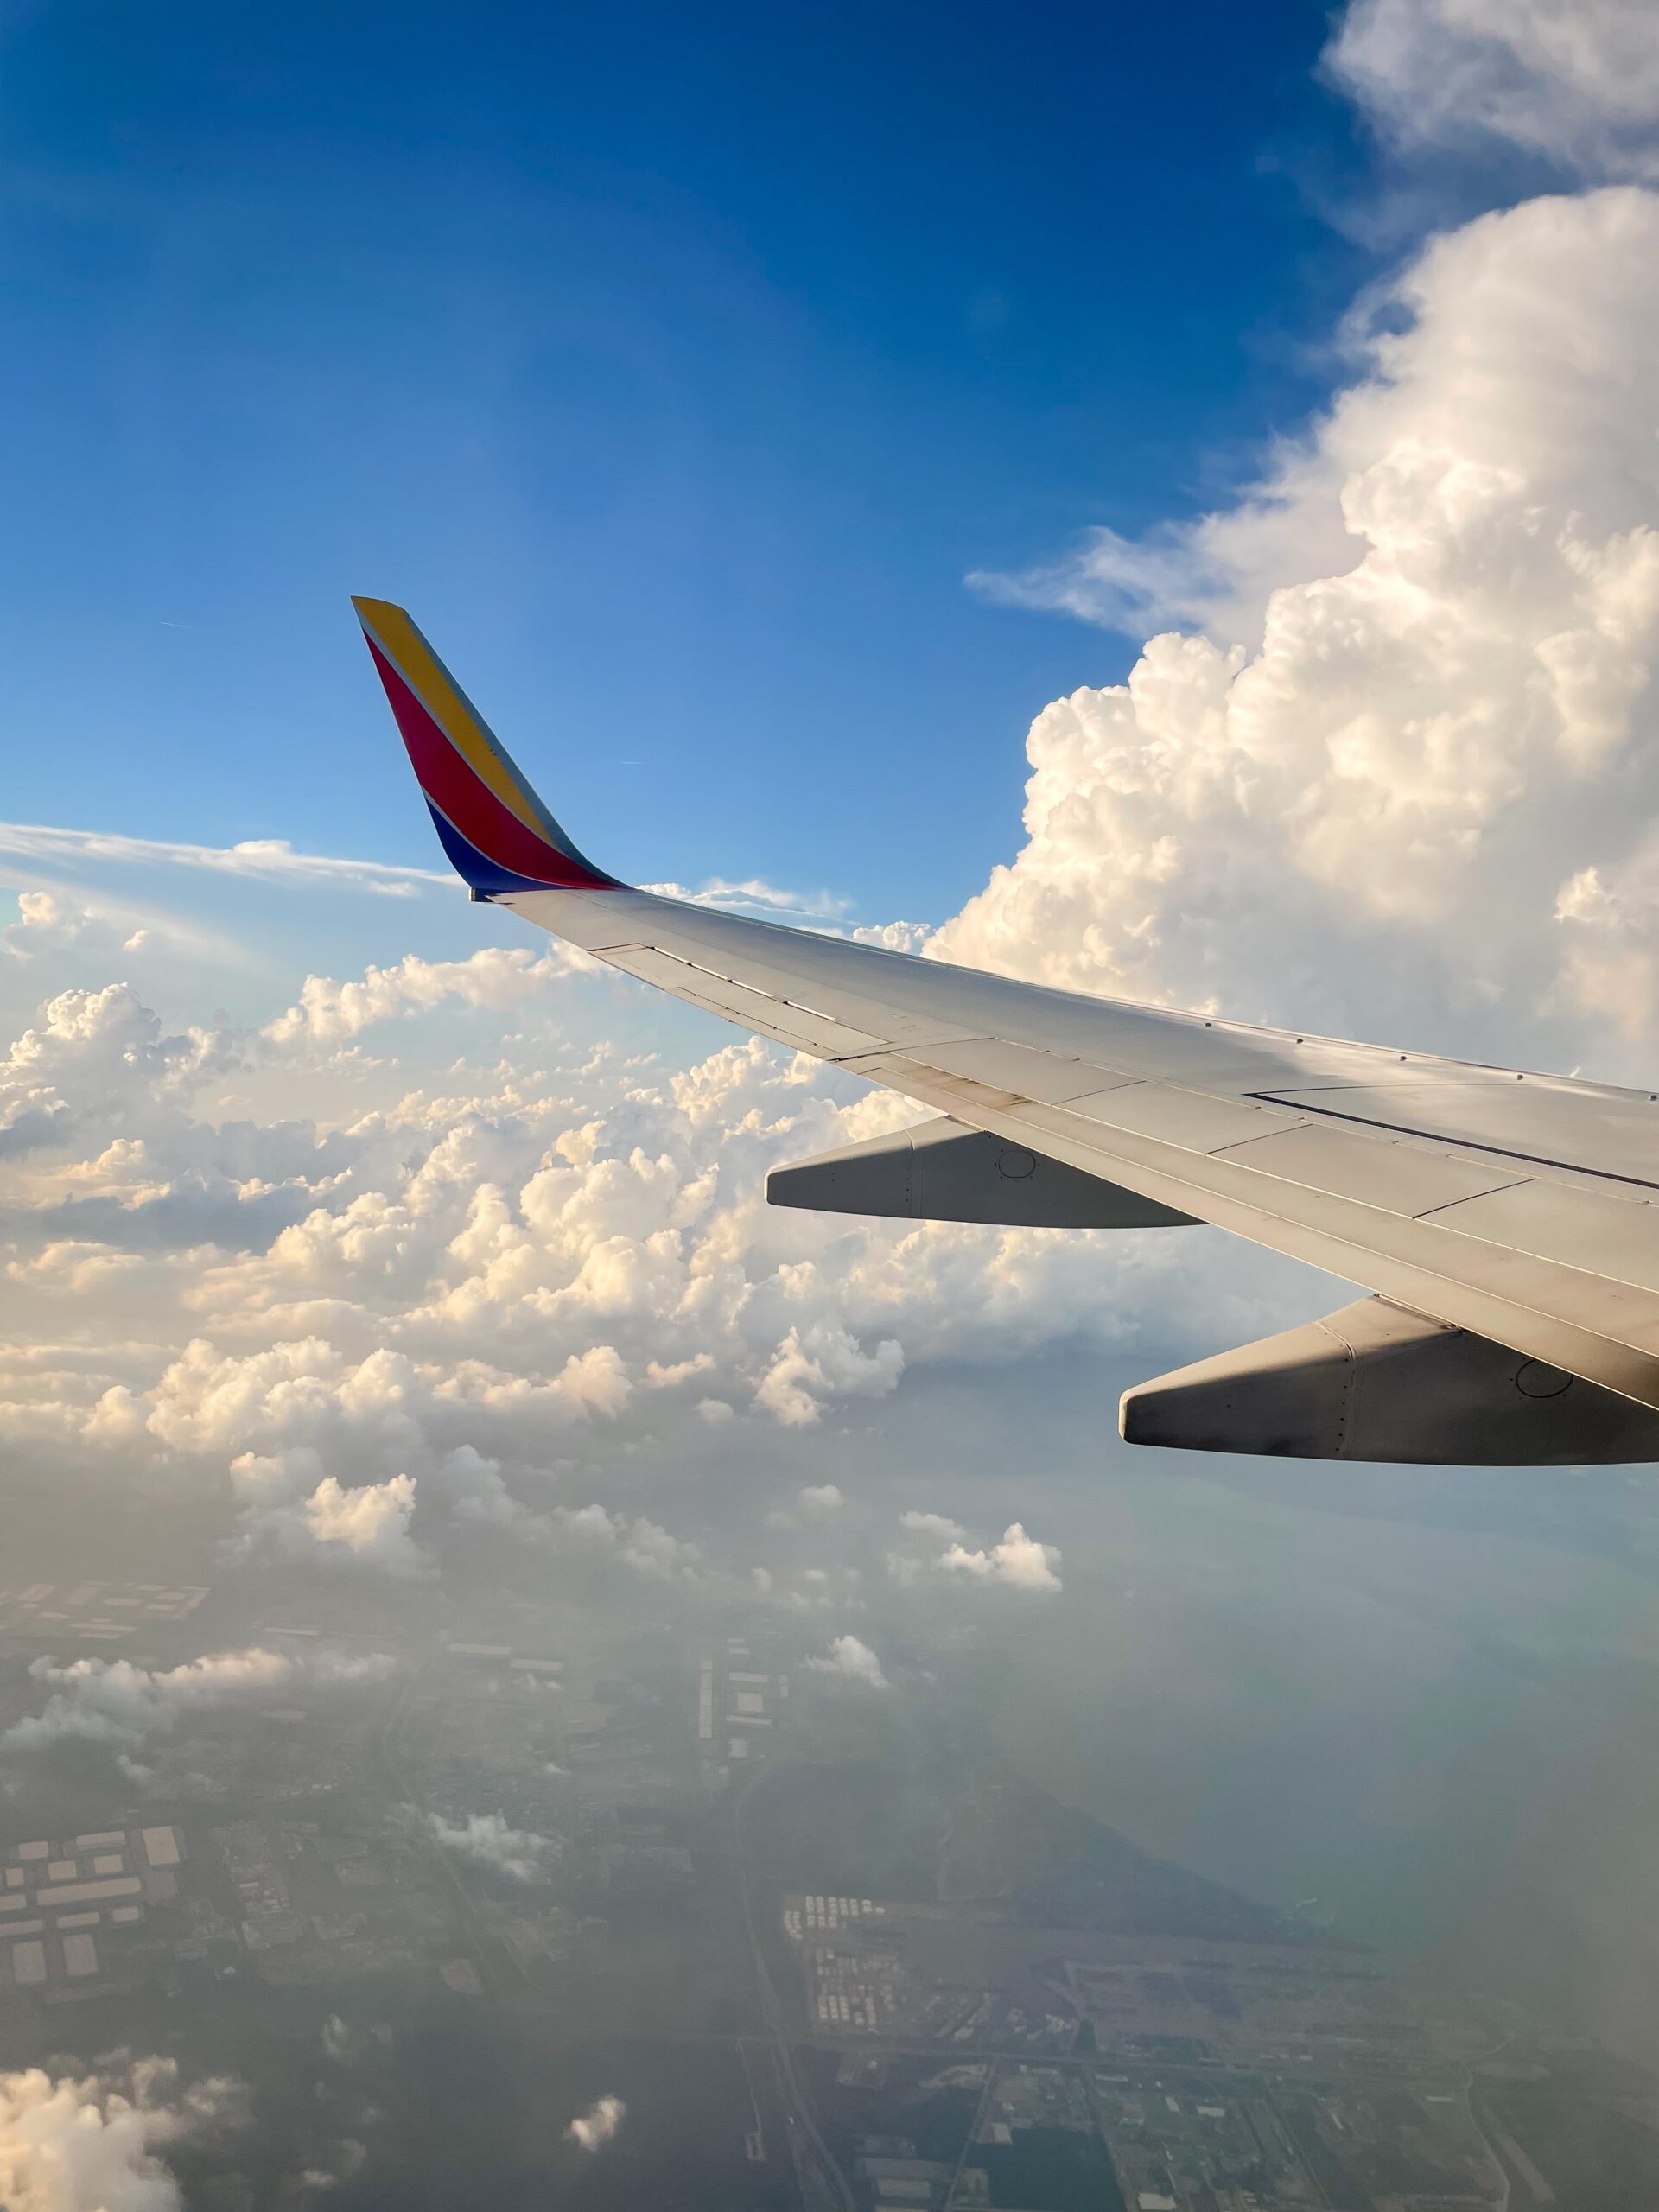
[732, 1761, 855, 2212]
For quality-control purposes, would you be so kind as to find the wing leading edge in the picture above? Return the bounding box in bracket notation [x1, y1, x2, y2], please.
[358, 599, 1659, 1463]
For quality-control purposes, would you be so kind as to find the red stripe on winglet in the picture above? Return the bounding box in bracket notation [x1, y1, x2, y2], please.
[366, 638, 611, 890]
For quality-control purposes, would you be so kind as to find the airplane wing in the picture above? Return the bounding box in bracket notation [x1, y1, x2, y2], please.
[354, 596, 1659, 1465]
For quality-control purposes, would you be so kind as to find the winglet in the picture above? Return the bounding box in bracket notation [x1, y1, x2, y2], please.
[353, 597, 618, 897]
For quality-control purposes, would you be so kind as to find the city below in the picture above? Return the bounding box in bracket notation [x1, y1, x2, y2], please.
[0, 1566, 1649, 2211]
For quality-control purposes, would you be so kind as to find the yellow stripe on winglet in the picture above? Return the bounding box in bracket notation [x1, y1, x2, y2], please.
[353, 597, 553, 843]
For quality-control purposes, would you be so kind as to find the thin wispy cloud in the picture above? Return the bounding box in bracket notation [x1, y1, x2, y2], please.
[0, 823, 854, 925]
[641, 875, 854, 921]
[0, 821, 452, 897]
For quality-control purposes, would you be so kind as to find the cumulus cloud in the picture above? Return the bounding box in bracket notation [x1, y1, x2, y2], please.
[944, 186, 1659, 1074]
[1328, 0, 1659, 181]
[808, 1633, 888, 1688]
[0, 2057, 236, 2212]
[268, 1472, 426, 1573]
[767, 1479, 849, 1531]
[2, 890, 104, 962]
[1, 982, 238, 1160]
[225, 1446, 430, 1576]
[753, 1323, 905, 1427]
[424, 1810, 554, 1884]
[261, 944, 595, 1050]
[566, 2095, 626, 2153]
[887, 1510, 1062, 1593]
[849, 919, 936, 953]
[0, 1647, 393, 1758]
[552, 1503, 700, 1581]
[0, 961, 1255, 1552]
[429, 1443, 532, 1529]
[641, 875, 852, 920]
[899, 1510, 966, 1542]
[940, 1523, 1063, 1594]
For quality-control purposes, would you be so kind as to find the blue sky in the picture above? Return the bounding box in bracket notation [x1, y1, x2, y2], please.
[0, 0, 1363, 932]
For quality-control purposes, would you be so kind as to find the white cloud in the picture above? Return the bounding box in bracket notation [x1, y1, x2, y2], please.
[236, 1471, 429, 1579]
[429, 1444, 531, 1529]
[566, 2095, 626, 2153]
[552, 1503, 700, 1581]
[769, 1479, 850, 1532]
[1327, 0, 1659, 181]
[808, 1633, 888, 1688]
[940, 187, 1659, 1074]
[0, 961, 1259, 1546]
[0, 820, 449, 896]
[642, 875, 852, 920]
[0, 892, 168, 972]
[970, 519, 1248, 639]
[0, 2057, 235, 2212]
[941, 1523, 1063, 1594]
[3, 890, 101, 962]
[899, 1510, 966, 1542]
[0, 1647, 393, 1758]
[424, 1810, 553, 1883]
[3, 982, 234, 1136]
[261, 944, 595, 1050]
[754, 1323, 905, 1427]
[848, 919, 936, 953]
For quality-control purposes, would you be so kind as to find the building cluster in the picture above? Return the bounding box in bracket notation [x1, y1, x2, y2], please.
[786, 1893, 1073, 2054]
[0, 1823, 181, 1993]
[696, 1637, 789, 1770]
[213, 1816, 451, 1988]
[796, 1900, 1518, 2209]
[0, 1580, 206, 1643]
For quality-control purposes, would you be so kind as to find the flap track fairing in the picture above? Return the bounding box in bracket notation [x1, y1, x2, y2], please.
[1120, 1295, 1659, 1465]
[766, 1116, 1197, 1230]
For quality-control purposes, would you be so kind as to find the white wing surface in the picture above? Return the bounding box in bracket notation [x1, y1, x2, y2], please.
[358, 595, 1659, 1464]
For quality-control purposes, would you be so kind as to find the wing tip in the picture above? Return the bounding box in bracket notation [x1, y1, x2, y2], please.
[351, 593, 401, 634]
[353, 594, 620, 899]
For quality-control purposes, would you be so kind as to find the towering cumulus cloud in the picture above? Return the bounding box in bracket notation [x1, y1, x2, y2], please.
[950, 179, 1659, 1078]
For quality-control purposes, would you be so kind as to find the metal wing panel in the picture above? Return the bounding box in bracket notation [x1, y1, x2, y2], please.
[970, 1090, 1659, 1408]
[512, 888, 1323, 1086]
[1057, 1084, 1305, 1154]
[1259, 1078, 1659, 1192]
[572, 895, 998, 1051]
[499, 883, 1659, 1411]
[1207, 1123, 1531, 1220]
[1415, 1179, 1659, 1297]
[881, 1038, 1141, 1104]
[598, 944, 890, 1057]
